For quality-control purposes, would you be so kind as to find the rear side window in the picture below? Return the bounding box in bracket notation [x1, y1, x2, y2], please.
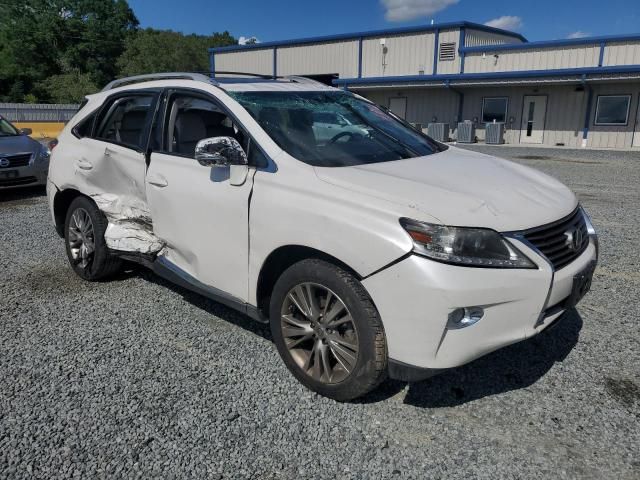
[72, 113, 96, 138]
[95, 95, 155, 150]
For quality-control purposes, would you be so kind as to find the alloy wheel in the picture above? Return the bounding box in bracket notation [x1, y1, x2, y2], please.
[280, 282, 359, 384]
[68, 208, 95, 269]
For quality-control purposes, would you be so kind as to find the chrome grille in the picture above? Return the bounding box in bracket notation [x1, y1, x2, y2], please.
[0, 153, 32, 168]
[522, 209, 589, 270]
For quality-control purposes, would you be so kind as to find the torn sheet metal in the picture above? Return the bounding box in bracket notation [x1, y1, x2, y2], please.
[91, 193, 164, 254]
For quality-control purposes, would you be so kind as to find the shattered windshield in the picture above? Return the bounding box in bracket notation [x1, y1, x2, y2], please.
[228, 91, 446, 167]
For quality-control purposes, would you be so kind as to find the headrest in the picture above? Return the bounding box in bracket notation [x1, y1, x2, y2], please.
[175, 112, 207, 142]
[120, 110, 147, 130]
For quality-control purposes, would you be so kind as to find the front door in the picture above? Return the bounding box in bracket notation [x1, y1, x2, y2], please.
[388, 97, 407, 119]
[146, 90, 255, 302]
[520, 95, 547, 144]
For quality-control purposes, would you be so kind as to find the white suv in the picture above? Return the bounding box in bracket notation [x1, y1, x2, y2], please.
[47, 73, 598, 401]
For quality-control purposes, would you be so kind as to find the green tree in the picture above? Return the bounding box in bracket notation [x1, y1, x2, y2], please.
[0, 0, 138, 102]
[37, 70, 98, 103]
[117, 29, 236, 77]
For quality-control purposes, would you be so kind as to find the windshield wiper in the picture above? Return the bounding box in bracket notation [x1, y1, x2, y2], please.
[339, 102, 420, 158]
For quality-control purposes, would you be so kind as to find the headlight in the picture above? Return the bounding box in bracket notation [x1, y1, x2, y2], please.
[37, 144, 50, 162]
[400, 218, 536, 268]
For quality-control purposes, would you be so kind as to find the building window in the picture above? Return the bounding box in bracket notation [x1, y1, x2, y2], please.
[594, 95, 631, 126]
[482, 97, 508, 123]
[439, 42, 456, 61]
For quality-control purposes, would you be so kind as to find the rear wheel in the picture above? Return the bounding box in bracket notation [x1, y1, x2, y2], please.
[64, 196, 122, 281]
[270, 259, 387, 401]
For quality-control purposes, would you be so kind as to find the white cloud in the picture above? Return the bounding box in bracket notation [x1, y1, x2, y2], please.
[238, 36, 260, 45]
[381, 0, 459, 22]
[567, 31, 589, 39]
[484, 15, 523, 31]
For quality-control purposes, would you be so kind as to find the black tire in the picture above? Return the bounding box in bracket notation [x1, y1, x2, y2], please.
[269, 259, 387, 401]
[64, 196, 122, 281]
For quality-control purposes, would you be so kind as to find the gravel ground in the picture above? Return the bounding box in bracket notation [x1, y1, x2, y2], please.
[1, 146, 639, 479]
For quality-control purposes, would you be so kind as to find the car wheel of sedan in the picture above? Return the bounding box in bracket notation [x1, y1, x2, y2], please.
[270, 259, 387, 401]
[64, 196, 122, 281]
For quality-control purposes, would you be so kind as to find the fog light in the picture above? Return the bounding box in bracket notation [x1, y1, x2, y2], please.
[447, 307, 484, 329]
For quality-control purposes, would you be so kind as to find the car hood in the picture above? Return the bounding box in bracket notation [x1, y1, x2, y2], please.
[314, 146, 577, 231]
[0, 135, 41, 155]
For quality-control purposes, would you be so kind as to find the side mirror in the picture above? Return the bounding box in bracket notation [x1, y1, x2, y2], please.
[195, 136, 247, 167]
[20, 128, 32, 135]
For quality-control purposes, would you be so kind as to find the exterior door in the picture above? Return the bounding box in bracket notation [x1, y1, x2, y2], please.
[78, 92, 157, 202]
[388, 97, 407, 119]
[146, 90, 255, 302]
[520, 95, 547, 144]
[633, 97, 640, 148]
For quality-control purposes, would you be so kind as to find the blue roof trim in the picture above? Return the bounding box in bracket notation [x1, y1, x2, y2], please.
[461, 33, 640, 53]
[333, 64, 640, 86]
[209, 21, 527, 53]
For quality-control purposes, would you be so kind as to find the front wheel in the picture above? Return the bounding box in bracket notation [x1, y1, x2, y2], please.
[64, 196, 122, 281]
[269, 259, 387, 401]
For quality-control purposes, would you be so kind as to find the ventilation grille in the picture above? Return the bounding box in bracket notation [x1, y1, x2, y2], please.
[439, 42, 456, 61]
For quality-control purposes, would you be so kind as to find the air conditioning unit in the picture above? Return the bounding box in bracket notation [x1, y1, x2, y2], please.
[427, 123, 449, 142]
[485, 122, 505, 145]
[457, 122, 476, 143]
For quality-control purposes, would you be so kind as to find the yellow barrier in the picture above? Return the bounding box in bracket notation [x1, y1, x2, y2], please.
[14, 122, 66, 140]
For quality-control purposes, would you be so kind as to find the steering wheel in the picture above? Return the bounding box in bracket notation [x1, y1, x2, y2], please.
[329, 131, 356, 144]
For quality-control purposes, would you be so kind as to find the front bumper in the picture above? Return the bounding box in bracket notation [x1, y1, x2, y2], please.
[0, 160, 48, 189]
[363, 236, 598, 374]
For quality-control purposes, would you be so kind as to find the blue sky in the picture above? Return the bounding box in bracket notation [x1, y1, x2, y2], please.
[128, 0, 640, 43]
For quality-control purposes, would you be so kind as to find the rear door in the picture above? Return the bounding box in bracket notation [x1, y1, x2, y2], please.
[71, 91, 158, 205]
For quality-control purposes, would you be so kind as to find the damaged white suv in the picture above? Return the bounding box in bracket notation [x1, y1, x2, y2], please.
[47, 73, 598, 401]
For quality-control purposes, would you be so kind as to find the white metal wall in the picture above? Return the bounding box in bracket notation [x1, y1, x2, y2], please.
[465, 29, 522, 47]
[464, 45, 600, 73]
[603, 40, 640, 66]
[362, 88, 460, 129]
[587, 83, 639, 149]
[215, 49, 273, 76]
[436, 29, 462, 75]
[277, 41, 359, 78]
[362, 83, 640, 149]
[360, 33, 436, 77]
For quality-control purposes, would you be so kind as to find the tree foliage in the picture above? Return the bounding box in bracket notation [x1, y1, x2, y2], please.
[117, 29, 236, 77]
[0, 1, 237, 103]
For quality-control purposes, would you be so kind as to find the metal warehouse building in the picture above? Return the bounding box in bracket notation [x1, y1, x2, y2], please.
[209, 21, 640, 149]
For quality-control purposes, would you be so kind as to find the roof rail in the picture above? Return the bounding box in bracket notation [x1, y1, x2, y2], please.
[213, 71, 278, 79]
[101, 72, 213, 91]
[286, 76, 327, 86]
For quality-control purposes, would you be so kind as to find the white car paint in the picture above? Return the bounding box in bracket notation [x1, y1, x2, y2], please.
[47, 77, 598, 376]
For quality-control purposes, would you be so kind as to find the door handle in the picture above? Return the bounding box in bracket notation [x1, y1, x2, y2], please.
[147, 173, 168, 187]
[76, 159, 93, 171]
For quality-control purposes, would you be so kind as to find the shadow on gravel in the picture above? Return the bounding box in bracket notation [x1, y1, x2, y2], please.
[108, 263, 583, 407]
[398, 309, 583, 408]
[0, 185, 46, 205]
[132, 267, 272, 340]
